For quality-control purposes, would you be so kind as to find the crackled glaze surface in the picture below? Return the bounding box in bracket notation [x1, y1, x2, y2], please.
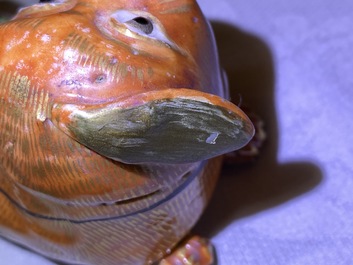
[0, 1, 253, 264]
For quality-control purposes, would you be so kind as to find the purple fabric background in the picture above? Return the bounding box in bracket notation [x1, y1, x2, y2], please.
[1, 0, 352, 264]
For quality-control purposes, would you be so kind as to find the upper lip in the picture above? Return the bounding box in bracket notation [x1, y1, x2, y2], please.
[51, 88, 255, 164]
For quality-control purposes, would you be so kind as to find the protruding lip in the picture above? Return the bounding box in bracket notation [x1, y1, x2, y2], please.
[51, 88, 254, 164]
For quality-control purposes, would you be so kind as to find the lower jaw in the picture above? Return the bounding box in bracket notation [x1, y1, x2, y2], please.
[0, 157, 223, 265]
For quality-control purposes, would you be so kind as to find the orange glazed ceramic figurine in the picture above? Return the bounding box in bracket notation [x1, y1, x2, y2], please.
[0, 0, 254, 264]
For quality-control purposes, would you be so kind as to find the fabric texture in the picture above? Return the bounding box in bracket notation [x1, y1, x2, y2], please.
[0, 0, 352, 264]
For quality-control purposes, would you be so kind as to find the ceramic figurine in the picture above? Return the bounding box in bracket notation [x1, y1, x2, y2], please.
[0, 0, 254, 264]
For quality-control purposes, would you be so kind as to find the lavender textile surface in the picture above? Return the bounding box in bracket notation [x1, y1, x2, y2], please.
[0, 0, 352, 264]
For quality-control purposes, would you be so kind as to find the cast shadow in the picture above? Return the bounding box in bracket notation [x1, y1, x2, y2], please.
[0, 1, 20, 18]
[193, 21, 323, 237]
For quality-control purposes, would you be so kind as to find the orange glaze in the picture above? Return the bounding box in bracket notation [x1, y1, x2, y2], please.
[0, 1, 254, 264]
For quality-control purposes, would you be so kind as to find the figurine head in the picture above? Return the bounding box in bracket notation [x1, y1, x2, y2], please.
[2, 0, 254, 163]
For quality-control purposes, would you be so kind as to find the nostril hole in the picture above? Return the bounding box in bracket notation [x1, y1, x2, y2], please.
[127, 16, 154, 35]
[95, 74, 107, 84]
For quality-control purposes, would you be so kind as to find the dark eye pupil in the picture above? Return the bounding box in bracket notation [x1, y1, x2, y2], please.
[133, 17, 150, 26]
[128, 17, 154, 35]
[39, 0, 54, 2]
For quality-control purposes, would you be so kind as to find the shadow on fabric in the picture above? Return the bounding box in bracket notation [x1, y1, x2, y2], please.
[0, 1, 20, 18]
[193, 21, 323, 237]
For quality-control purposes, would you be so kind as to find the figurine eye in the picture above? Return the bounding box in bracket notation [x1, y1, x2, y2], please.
[126, 17, 154, 35]
[111, 10, 176, 48]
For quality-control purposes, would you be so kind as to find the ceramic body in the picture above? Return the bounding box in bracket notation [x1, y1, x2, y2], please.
[0, 1, 253, 264]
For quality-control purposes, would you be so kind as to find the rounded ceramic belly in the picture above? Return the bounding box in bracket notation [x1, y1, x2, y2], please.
[0, 158, 222, 265]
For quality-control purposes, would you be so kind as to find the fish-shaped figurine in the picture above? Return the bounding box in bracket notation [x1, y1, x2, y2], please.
[0, 0, 254, 264]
